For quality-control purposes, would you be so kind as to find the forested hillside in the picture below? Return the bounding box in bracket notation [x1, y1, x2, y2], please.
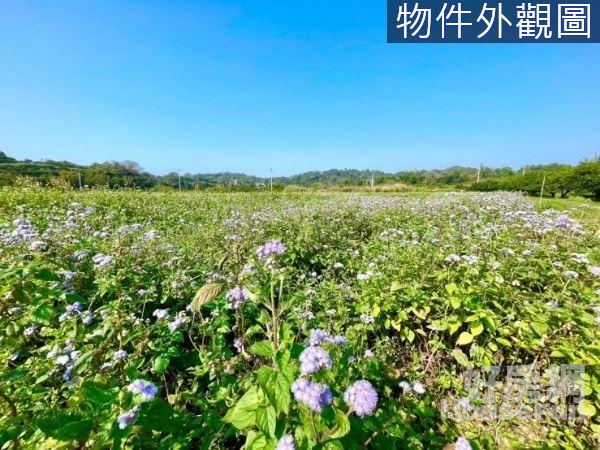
[0, 151, 598, 199]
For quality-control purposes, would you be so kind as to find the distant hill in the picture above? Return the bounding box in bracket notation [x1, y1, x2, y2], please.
[0, 151, 17, 163]
[0, 151, 597, 199]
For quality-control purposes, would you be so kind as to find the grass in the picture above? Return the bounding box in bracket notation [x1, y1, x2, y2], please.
[535, 195, 600, 233]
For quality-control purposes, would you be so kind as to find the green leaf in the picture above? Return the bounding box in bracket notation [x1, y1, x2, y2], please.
[72, 351, 94, 376]
[153, 354, 171, 375]
[250, 341, 275, 359]
[470, 321, 484, 336]
[257, 366, 277, 407]
[456, 332, 474, 346]
[451, 349, 471, 367]
[577, 400, 596, 417]
[372, 304, 381, 318]
[223, 387, 259, 430]
[427, 320, 447, 331]
[82, 381, 117, 406]
[137, 400, 183, 433]
[496, 337, 512, 347]
[531, 321, 548, 337]
[445, 283, 458, 295]
[274, 372, 291, 415]
[449, 296, 461, 310]
[5, 322, 22, 337]
[34, 269, 60, 282]
[256, 406, 276, 437]
[37, 412, 94, 441]
[245, 431, 268, 450]
[329, 409, 350, 439]
[448, 320, 461, 335]
[32, 302, 54, 325]
[390, 280, 402, 292]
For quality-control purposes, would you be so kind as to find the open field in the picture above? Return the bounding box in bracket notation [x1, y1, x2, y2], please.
[0, 188, 598, 449]
[536, 196, 600, 235]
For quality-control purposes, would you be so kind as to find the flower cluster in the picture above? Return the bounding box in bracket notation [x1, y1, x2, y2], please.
[167, 312, 189, 331]
[127, 379, 158, 402]
[343, 380, 378, 417]
[307, 329, 347, 347]
[276, 435, 295, 450]
[48, 343, 80, 383]
[92, 253, 113, 269]
[152, 309, 169, 320]
[455, 437, 472, 450]
[226, 287, 250, 309]
[399, 380, 426, 395]
[117, 406, 140, 429]
[59, 302, 83, 322]
[291, 378, 333, 413]
[360, 314, 375, 324]
[299, 345, 332, 375]
[256, 239, 285, 259]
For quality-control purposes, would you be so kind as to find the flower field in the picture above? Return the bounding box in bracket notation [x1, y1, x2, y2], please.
[0, 187, 598, 449]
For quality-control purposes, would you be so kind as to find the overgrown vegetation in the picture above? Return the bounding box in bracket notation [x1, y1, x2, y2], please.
[0, 188, 598, 449]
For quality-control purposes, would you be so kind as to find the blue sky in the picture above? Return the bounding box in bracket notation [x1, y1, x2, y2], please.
[0, 0, 598, 176]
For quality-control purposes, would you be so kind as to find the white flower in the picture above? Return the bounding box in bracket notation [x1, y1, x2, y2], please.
[412, 382, 426, 394]
[399, 381, 411, 393]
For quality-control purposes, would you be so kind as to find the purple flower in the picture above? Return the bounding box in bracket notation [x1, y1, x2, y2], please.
[73, 249, 88, 262]
[589, 266, 600, 278]
[62, 365, 73, 382]
[92, 253, 113, 269]
[117, 406, 140, 429]
[112, 349, 128, 361]
[299, 346, 332, 375]
[66, 302, 83, 314]
[257, 240, 285, 259]
[308, 329, 331, 346]
[307, 329, 348, 347]
[56, 355, 70, 366]
[445, 254, 461, 265]
[344, 380, 378, 417]
[152, 309, 169, 320]
[291, 378, 333, 413]
[360, 314, 375, 324]
[455, 437, 472, 450]
[226, 287, 250, 309]
[81, 311, 94, 326]
[563, 270, 579, 279]
[329, 335, 348, 346]
[276, 434, 295, 450]
[168, 319, 182, 331]
[127, 379, 158, 402]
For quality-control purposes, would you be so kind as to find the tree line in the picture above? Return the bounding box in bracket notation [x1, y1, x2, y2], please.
[0, 151, 598, 199]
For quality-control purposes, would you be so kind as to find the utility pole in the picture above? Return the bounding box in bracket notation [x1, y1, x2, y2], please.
[476, 165, 481, 183]
[370, 171, 374, 191]
[78, 170, 82, 190]
[539, 175, 546, 207]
